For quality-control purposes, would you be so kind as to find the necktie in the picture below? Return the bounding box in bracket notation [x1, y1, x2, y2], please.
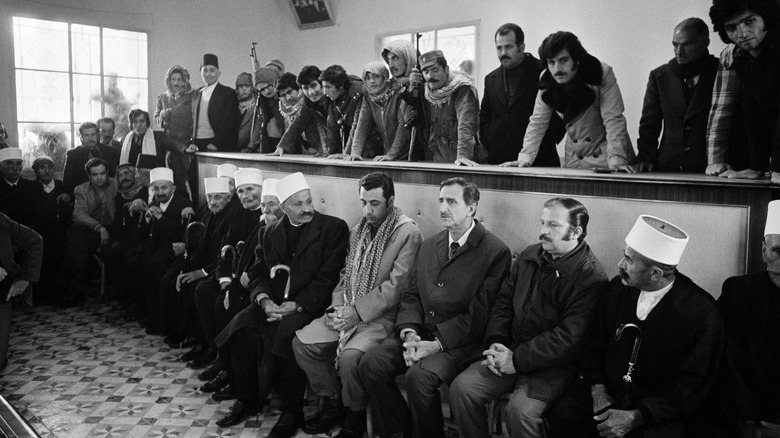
[449, 242, 460, 259]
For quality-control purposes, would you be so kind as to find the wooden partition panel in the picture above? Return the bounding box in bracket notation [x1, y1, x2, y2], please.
[198, 154, 780, 298]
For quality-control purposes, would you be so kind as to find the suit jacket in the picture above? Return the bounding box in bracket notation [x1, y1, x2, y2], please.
[584, 274, 724, 426]
[245, 211, 349, 359]
[396, 220, 511, 380]
[0, 212, 42, 304]
[480, 55, 565, 165]
[297, 215, 423, 352]
[149, 192, 191, 252]
[636, 56, 718, 172]
[63, 144, 120, 196]
[191, 82, 241, 152]
[0, 178, 39, 229]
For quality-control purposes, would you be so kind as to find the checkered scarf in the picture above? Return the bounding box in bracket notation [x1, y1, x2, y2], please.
[425, 70, 476, 108]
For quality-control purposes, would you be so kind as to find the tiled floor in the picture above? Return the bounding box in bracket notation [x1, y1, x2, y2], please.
[0, 299, 330, 438]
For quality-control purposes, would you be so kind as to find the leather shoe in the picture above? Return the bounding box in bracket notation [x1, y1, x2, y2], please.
[215, 400, 258, 428]
[211, 384, 237, 401]
[180, 344, 205, 362]
[187, 347, 217, 369]
[267, 412, 304, 438]
[200, 370, 229, 393]
[302, 396, 345, 434]
[336, 409, 366, 438]
[198, 362, 222, 381]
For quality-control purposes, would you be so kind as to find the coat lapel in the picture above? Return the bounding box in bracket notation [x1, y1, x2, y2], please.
[268, 219, 289, 265]
[295, 212, 321, 260]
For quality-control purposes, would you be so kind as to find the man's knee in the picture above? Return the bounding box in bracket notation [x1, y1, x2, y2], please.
[405, 364, 440, 397]
[357, 347, 391, 382]
[337, 348, 363, 377]
[506, 392, 548, 422]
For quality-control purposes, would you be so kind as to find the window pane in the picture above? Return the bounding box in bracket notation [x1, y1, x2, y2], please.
[103, 28, 147, 78]
[13, 17, 69, 72]
[71, 24, 101, 74]
[418, 30, 436, 54]
[15, 70, 71, 122]
[437, 26, 476, 76]
[105, 76, 147, 140]
[18, 122, 71, 172]
[73, 74, 102, 124]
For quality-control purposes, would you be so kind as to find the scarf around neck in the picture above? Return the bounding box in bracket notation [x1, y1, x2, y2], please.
[424, 70, 477, 108]
[539, 54, 603, 124]
[368, 78, 403, 107]
[120, 128, 157, 167]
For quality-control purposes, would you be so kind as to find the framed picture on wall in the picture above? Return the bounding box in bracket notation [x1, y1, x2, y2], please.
[290, 0, 334, 30]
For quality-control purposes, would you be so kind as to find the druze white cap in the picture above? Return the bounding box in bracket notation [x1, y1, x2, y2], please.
[625, 215, 689, 265]
[276, 172, 310, 203]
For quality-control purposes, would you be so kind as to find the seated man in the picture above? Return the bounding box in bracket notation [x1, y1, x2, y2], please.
[63, 122, 119, 197]
[635, 18, 718, 173]
[213, 173, 349, 435]
[347, 62, 412, 161]
[718, 200, 780, 435]
[0, 148, 41, 229]
[548, 215, 724, 437]
[504, 31, 636, 171]
[450, 197, 607, 438]
[293, 172, 423, 437]
[418, 50, 483, 166]
[359, 177, 511, 438]
[709, 0, 780, 184]
[56, 158, 118, 306]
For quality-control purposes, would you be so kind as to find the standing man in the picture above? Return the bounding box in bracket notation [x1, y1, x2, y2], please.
[97, 117, 122, 153]
[549, 215, 724, 437]
[481, 23, 564, 166]
[63, 122, 120, 197]
[709, 0, 780, 184]
[358, 177, 512, 438]
[450, 197, 608, 438]
[504, 32, 636, 171]
[120, 109, 183, 186]
[718, 200, 780, 434]
[235, 72, 262, 152]
[155, 65, 194, 200]
[293, 173, 423, 438]
[419, 50, 483, 166]
[276, 66, 329, 156]
[635, 18, 719, 173]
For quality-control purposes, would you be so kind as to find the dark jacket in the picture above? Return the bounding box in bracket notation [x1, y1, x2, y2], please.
[352, 87, 411, 160]
[148, 192, 191, 252]
[63, 144, 119, 197]
[0, 212, 42, 305]
[187, 202, 232, 275]
[424, 80, 484, 163]
[121, 130, 181, 169]
[191, 82, 241, 152]
[0, 177, 40, 229]
[636, 55, 718, 172]
[396, 221, 512, 379]
[480, 55, 565, 165]
[484, 241, 607, 403]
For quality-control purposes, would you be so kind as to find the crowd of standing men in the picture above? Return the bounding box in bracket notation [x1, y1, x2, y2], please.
[0, 0, 779, 436]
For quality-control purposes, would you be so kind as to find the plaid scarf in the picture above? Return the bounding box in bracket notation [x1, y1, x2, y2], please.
[369, 78, 403, 107]
[424, 70, 476, 108]
[336, 206, 401, 361]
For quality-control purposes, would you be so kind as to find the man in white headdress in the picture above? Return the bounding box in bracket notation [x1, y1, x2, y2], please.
[549, 215, 724, 438]
[717, 200, 780, 436]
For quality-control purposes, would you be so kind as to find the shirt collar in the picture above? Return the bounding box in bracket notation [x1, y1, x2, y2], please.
[159, 197, 172, 212]
[41, 179, 55, 192]
[4, 178, 18, 187]
[448, 219, 476, 248]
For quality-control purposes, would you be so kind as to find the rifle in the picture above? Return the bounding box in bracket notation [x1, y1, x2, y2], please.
[249, 42, 262, 151]
[407, 32, 423, 162]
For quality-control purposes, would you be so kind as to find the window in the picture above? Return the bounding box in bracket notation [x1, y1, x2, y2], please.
[378, 23, 478, 80]
[13, 16, 148, 171]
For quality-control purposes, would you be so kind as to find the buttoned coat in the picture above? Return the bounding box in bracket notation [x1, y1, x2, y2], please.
[396, 220, 512, 380]
[191, 82, 241, 152]
[297, 215, 422, 352]
[636, 56, 718, 172]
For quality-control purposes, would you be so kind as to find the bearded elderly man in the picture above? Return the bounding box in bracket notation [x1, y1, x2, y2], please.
[359, 177, 511, 438]
[450, 197, 607, 438]
[549, 215, 724, 438]
[216, 173, 349, 436]
[717, 200, 780, 436]
[293, 173, 422, 438]
[418, 50, 484, 166]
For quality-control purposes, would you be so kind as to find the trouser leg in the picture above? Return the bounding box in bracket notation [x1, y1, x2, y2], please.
[406, 362, 446, 438]
[194, 278, 220, 347]
[505, 375, 551, 438]
[278, 355, 308, 415]
[0, 302, 11, 366]
[337, 348, 367, 409]
[292, 338, 340, 398]
[450, 361, 516, 438]
[357, 337, 409, 438]
[227, 326, 261, 405]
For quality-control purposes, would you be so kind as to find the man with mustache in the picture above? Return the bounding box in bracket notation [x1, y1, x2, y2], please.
[418, 50, 484, 166]
[63, 122, 120, 198]
[709, 0, 780, 184]
[155, 65, 194, 200]
[450, 197, 607, 438]
[481, 23, 564, 166]
[359, 177, 511, 438]
[503, 32, 636, 171]
[97, 117, 122, 153]
[548, 215, 724, 437]
[635, 18, 718, 173]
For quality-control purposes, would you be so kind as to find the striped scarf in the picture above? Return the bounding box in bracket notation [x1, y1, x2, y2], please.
[425, 70, 477, 108]
[336, 206, 401, 361]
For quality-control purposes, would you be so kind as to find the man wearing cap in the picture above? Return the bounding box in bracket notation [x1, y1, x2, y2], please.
[266, 59, 285, 77]
[359, 177, 511, 438]
[156, 177, 233, 345]
[418, 50, 483, 166]
[55, 157, 118, 306]
[292, 172, 422, 437]
[244, 67, 285, 153]
[64, 122, 120, 197]
[190, 54, 241, 154]
[548, 215, 724, 437]
[481, 23, 564, 166]
[450, 197, 607, 438]
[214, 163, 242, 216]
[0, 148, 38, 229]
[219, 172, 349, 435]
[32, 155, 70, 303]
[717, 200, 780, 434]
[124, 167, 191, 322]
[188, 168, 267, 370]
[236, 72, 262, 152]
